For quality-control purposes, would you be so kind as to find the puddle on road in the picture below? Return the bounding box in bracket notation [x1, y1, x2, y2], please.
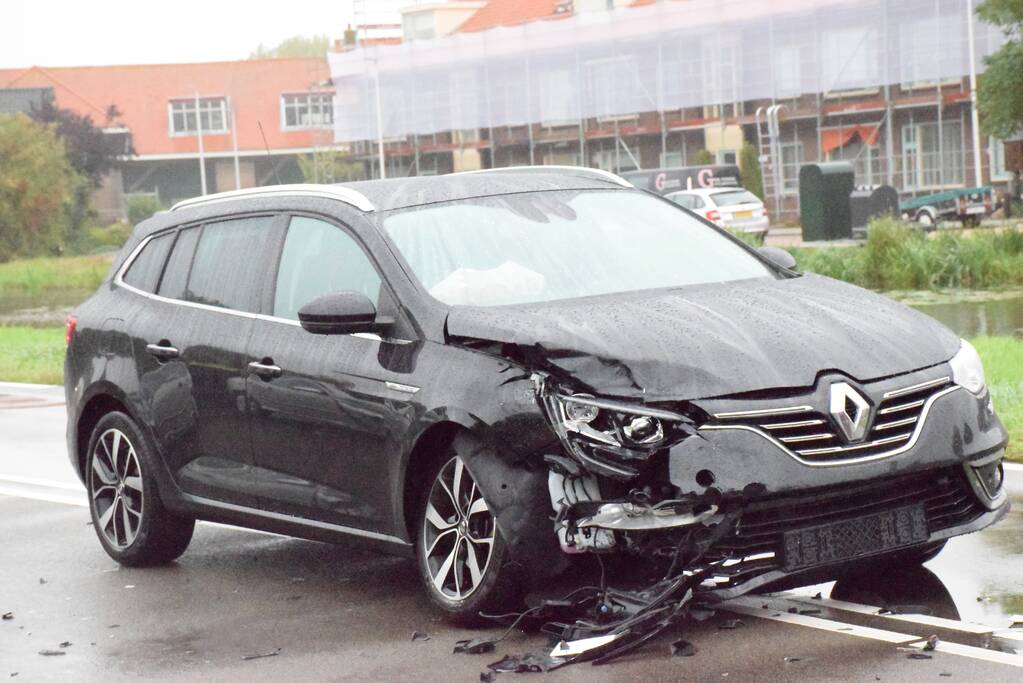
[799, 485, 1023, 633]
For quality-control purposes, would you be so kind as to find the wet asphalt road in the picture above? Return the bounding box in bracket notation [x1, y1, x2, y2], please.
[3, 382, 1023, 682]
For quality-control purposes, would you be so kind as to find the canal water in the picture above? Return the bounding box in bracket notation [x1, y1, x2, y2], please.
[910, 294, 1023, 339]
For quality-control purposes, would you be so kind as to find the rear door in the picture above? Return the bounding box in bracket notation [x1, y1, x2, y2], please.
[124, 214, 279, 506]
[244, 214, 419, 535]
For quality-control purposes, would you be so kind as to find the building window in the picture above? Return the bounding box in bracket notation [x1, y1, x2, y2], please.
[169, 98, 229, 136]
[828, 137, 883, 186]
[902, 121, 963, 190]
[990, 137, 1010, 181]
[780, 141, 802, 194]
[661, 151, 683, 168]
[821, 27, 879, 92]
[281, 93, 334, 130]
[717, 149, 737, 166]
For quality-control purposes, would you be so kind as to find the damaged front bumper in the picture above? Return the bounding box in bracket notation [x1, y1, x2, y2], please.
[535, 368, 1010, 600]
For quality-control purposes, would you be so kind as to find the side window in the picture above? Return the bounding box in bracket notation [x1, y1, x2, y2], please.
[157, 227, 200, 300]
[186, 216, 274, 312]
[122, 233, 174, 293]
[671, 195, 695, 210]
[273, 216, 383, 321]
[691, 196, 706, 209]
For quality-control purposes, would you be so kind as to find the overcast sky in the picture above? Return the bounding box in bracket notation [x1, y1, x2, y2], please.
[2, 1, 361, 69]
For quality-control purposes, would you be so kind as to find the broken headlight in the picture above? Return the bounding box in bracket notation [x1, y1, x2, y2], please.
[538, 384, 697, 479]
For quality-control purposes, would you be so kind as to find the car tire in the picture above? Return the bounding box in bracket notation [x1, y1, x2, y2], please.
[86, 412, 195, 567]
[415, 450, 524, 625]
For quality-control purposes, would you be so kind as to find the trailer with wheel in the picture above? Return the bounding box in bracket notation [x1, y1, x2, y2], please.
[900, 187, 994, 228]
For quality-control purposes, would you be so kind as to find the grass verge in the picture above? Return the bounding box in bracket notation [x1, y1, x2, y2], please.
[0, 325, 1016, 462]
[0, 254, 111, 296]
[0, 326, 65, 385]
[972, 336, 1023, 463]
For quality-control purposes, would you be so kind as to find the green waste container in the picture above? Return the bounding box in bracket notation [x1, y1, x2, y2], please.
[799, 162, 855, 241]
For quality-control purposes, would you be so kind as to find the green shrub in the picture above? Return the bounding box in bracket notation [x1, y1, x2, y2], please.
[739, 142, 764, 200]
[84, 221, 133, 252]
[691, 149, 714, 166]
[127, 194, 163, 226]
[790, 218, 1023, 291]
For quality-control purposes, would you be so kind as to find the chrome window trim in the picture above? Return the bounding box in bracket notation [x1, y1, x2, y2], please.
[170, 184, 375, 213]
[699, 385, 961, 467]
[182, 493, 410, 546]
[113, 233, 410, 345]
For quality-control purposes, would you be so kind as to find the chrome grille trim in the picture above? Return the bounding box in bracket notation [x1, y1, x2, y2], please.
[879, 398, 925, 415]
[795, 433, 910, 456]
[761, 419, 826, 429]
[779, 433, 834, 444]
[712, 405, 814, 420]
[873, 416, 919, 431]
[882, 376, 951, 400]
[699, 383, 960, 467]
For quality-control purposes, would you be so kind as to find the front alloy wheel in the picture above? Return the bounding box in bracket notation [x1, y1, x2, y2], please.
[90, 428, 145, 549]
[416, 451, 522, 623]
[423, 456, 495, 600]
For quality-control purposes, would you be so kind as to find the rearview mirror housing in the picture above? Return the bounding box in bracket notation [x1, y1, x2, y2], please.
[298, 291, 387, 335]
[757, 246, 797, 271]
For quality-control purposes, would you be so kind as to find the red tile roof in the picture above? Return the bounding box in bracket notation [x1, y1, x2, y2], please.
[456, 0, 571, 33]
[0, 58, 331, 157]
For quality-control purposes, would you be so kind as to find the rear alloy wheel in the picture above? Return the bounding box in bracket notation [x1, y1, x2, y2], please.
[90, 428, 145, 549]
[86, 412, 195, 566]
[416, 453, 521, 623]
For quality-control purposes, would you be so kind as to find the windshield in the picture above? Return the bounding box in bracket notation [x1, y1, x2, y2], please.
[382, 189, 774, 307]
[712, 190, 761, 207]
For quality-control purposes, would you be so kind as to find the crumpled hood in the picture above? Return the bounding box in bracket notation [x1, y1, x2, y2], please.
[445, 274, 961, 400]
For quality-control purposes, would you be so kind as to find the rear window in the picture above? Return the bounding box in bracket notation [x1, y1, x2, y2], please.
[185, 216, 274, 312]
[157, 227, 200, 300]
[669, 194, 703, 210]
[712, 190, 761, 207]
[122, 233, 174, 293]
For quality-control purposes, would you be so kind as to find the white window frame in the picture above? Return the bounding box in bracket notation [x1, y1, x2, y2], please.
[780, 140, 802, 195]
[280, 92, 335, 131]
[990, 137, 1011, 181]
[168, 97, 229, 137]
[901, 121, 965, 191]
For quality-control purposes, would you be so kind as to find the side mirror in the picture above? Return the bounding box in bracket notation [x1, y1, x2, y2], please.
[298, 291, 387, 335]
[757, 246, 797, 271]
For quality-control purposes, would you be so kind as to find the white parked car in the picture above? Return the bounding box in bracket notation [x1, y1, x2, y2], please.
[665, 188, 769, 241]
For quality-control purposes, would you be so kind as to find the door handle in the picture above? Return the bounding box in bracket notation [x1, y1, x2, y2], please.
[248, 360, 282, 379]
[146, 341, 179, 360]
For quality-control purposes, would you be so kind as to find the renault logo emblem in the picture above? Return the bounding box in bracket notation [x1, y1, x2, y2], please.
[829, 382, 870, 442]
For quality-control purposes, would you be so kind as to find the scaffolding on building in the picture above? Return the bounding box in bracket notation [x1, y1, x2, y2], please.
[329, 0, 1005, 216]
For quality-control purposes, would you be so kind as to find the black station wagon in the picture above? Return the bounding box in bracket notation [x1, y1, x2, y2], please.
[65, 167, 1008, 623]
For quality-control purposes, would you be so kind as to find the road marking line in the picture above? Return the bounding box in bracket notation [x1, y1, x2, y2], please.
[787, 595, 994, 635]
[0, 486, 85, 507]
[722, 597, 918, 644]
[0, 474, 84, 491]
[907, 639, 1023, 667]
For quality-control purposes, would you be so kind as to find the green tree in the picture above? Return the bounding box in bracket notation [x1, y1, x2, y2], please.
[740, 142, 764, 200]
[691, 149, 714, 165]
[297, 149, 365, 184]
[977, 0, 1023, 139]
[250, 35, 331, 59]
[0, 114, 82, 260]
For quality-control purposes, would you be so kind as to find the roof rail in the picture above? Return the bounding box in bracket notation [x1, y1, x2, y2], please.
[170, 184, 375, 213]
[452, 165, 633, 188]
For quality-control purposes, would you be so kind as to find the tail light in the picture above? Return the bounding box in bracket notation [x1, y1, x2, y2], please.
[65, 315, 77, 346]
[706, 209, 721, 223]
